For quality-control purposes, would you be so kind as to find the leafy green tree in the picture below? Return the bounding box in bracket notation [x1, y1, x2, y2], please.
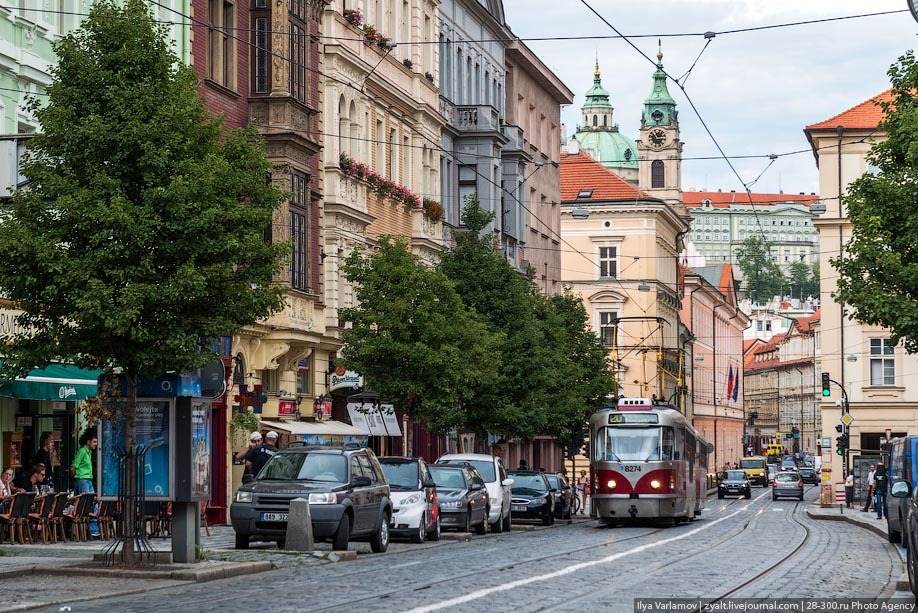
[787, 261, 818, 299]
[339, 236, 496, 454]
[735, 235, 785, 303]
[834, 51, 918, 351]
[438, 196, 612, 447]
[0, 0, 287, 563]
[545, 291, 615, 444]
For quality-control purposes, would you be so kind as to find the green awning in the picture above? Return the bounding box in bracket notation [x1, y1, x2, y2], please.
[0, 363, 103, 401]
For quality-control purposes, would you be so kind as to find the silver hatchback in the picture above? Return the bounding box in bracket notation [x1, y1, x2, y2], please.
[772, 471, 804, 500]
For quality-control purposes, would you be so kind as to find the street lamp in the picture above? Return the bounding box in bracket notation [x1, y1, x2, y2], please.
[910, 0, 918, 24]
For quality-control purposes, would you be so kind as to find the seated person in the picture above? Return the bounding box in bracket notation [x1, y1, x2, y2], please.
[12, 465, 45, 493]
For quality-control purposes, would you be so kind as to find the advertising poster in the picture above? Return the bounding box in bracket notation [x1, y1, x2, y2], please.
[191, 400, 211, 499]
[100, 399, 172, 499]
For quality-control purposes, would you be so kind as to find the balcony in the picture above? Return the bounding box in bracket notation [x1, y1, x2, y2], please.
[455, 105, 501, 133]
[502, 124, 525, 151]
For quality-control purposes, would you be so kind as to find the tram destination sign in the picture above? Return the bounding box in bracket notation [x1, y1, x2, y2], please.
[609, 413, 659, 424]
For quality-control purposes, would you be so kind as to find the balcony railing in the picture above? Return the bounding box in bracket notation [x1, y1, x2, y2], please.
[454, 105, 500, 132]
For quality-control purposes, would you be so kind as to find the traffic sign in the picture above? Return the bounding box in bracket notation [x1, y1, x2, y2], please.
[821, 437, 831, 447]
[841, 413, 854, 426]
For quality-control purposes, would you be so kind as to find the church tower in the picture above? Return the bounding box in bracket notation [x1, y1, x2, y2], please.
[637, 44, 683, 211]
[573, 59, 639, 184]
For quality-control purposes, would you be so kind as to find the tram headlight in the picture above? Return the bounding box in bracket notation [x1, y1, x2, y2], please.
[607, 479, 616, 489]
[650, 479, 662, 489]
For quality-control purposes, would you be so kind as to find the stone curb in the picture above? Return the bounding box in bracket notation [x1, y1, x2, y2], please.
[0, 560, 274, 583]
[804, 506, 889, 540]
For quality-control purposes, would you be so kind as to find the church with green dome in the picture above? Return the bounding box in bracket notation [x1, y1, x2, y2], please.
[572, 61, 640, 184]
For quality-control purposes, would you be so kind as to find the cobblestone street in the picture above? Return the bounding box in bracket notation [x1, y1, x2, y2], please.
[8, 487, 905, 613]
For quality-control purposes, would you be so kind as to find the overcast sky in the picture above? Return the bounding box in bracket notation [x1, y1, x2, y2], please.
[503, 0, 917, 197]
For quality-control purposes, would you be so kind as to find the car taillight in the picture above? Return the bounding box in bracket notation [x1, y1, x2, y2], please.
[798, 481, 803, 487]
[773, 480, 778, 486]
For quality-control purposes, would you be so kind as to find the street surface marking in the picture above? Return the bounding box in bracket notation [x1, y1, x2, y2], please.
[403, 506, 750, 613]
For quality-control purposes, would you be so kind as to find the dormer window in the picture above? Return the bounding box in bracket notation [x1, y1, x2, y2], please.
[577, 190, 593, 199]
[701, 199, 712, 208]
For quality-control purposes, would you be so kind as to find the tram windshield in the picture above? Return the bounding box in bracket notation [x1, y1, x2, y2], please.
[594, 426, 675, 462]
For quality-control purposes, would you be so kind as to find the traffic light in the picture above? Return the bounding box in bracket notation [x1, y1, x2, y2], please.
[836, 433, 849, 456]
[835, 424, 844, 433]
[822, 372, 831, 397]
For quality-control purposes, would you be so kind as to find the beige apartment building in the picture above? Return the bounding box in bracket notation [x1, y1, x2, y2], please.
[805, 89, 916, 489]
[560, 147, 687, 403]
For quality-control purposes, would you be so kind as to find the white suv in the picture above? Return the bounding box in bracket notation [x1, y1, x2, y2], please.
[436, 453, 514, 532]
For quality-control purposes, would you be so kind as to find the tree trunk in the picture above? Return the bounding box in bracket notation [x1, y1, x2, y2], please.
[123, 371, 138, 567]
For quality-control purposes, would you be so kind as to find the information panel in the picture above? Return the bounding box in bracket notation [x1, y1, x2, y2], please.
[99, 398, 173, 500]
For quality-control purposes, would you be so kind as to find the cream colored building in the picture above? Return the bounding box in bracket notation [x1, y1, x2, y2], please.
[560, 148, 687, 402]
[805, 89, 916, 489]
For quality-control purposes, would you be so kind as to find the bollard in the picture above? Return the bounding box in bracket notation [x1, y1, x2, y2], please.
[286, 497, 314, 551]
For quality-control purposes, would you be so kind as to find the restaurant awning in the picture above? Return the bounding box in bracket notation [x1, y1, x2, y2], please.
[0, 363, 103, 401]
[260, 419, 370, 437]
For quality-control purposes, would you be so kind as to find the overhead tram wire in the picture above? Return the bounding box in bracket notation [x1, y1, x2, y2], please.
[6, 4, 908, 45]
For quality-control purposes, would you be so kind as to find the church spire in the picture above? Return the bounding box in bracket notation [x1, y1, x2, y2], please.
[643, 40, 676, 125]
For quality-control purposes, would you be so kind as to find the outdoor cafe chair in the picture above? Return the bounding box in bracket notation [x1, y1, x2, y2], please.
[46, 492, 69, 544]
[0, 492, 36, 544]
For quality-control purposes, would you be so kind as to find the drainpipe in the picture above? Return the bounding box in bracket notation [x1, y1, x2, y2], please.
[836, 125, 846, 390]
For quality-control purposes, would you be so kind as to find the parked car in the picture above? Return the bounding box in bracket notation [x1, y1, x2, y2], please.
[230, 444, 392, 552]
[545, 472, 573, 520]
[378, 456, 441, 543]
[798, 467, 819, 484]
[772, 471, 804, 500]
[428, 464, 489, 533]
[436, 453, 514, 532]
[508, 471, 555, 525]
[717, 470, 752, 499]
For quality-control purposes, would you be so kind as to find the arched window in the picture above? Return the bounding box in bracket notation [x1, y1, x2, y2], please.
[592, 115, 597, 127]
[603, 115, 607, 126]
[651, 160, 664, 188]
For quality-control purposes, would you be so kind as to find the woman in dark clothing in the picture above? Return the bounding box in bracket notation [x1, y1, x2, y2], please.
[31, 432, 55, 489]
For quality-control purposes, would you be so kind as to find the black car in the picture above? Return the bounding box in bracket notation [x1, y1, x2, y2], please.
[428, 464, 489, 534]
[546, 472, 573, 520]
[230, 445, 392, 552]
[717, 470, 752, 499]
[508, 471, 555, 526]
[798, 467, 819, 484]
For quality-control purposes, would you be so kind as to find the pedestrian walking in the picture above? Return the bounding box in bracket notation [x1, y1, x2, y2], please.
[244, 431, 278, 477]
[875, 463, 889, 520]
[577, 470, 590, 515]
[70, 428, 100, 537]
[862, 464, 876, 512]
[845, 471, 855, 508]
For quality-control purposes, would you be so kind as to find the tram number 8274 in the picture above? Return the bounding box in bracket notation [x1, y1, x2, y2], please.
[587, 398, 711, 527]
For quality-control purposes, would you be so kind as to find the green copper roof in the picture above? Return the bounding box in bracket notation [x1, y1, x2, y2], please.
[583, 60, 612, 109]
[643, 44, 676, 126]
[574, 129, 639, 169]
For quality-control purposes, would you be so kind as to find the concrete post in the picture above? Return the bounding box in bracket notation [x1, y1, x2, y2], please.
[172, 501, 196, 563]
[286, 497, 314, 551]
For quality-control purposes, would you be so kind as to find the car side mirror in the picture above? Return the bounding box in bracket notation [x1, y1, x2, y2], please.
[470, 482, 483, 491]
[422, 478, 437, 489]
[352, 476, 371, 488]
[502, 478, 514, 487]
[891, 480, 911, 498]
[242, 474, 255, 485]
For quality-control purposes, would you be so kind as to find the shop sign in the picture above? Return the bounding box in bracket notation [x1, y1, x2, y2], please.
[15, 416, 31, 428]
[0, 308, 32, 337]
[58, 385, 78, 399]
[329, 367, 363, 391]
[278, 400, 296, 416]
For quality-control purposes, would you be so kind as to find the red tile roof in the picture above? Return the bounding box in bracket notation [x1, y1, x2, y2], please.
[805, 89, 892, 131]
[718, 263, 734, 296]
[794, 309, 821, 333]
[560, 152, 655, 202]
[683, 191, 820, 209]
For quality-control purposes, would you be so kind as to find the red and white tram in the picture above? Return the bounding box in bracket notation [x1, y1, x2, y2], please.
[588, 398, 711, 526]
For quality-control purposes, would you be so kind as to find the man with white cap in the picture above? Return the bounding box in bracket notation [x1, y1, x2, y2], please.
[235, 431, 263, 478]
[244, 430, 279, 477]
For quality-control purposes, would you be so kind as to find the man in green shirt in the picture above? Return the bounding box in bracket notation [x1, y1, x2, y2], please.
[70, 430, 99, 536]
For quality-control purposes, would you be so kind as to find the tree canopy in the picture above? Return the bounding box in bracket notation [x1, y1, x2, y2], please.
[735, 235, 785, 303]
[339, 236, 497, 449]
[0, 0, 287, 400]
[834, 50, 918, 351]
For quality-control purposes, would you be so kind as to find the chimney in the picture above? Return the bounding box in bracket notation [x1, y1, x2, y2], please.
[567, 136, 580, 155]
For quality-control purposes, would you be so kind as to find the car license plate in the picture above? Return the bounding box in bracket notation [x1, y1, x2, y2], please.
[260, 512, 288, 522]
[441, 516, 456, 523]
[512, 505, 527, 512]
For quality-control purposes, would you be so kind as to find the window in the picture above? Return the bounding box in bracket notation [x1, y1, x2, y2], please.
[290, 171, 310, 292]
[289, 21, 308, 104]
[651, 160, 664, 188]
[599, 312, 617, 348]
[376, 119, 385, 171]
[756, 320, 763, 332]
[253, 17, 269, 93]
[598, 246, 617, 278]
[870, 338, 895, 385]
[593, 115, 597, 127]
[208, 0, 236, 89]
[765, 321, 772, 331]
[389, 128, 397, 178]
[458, 165, 476, 207]
[577, 189, 593, 199]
